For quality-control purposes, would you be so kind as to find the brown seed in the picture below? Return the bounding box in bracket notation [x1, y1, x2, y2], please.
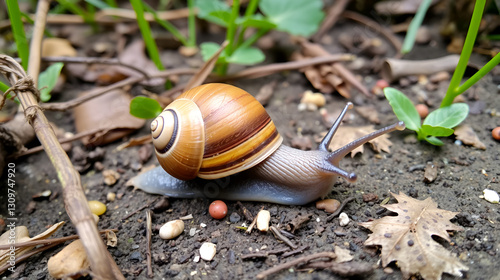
[492, 127, 500, 141]
[316, 199, 341, 213]
[415, 104, 429, 118]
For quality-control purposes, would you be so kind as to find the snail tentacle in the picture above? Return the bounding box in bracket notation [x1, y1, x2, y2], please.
[318, 102, 353, 151]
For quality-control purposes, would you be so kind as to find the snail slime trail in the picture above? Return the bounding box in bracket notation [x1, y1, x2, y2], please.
[129, 83, 405, 205]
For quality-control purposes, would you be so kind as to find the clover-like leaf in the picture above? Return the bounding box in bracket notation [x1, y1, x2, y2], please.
[38, 62, 64, 102]
[129, 96, 163, 119]
[421, 125, 454, 137]
[260, 0, 324, 36]
[423, 103, 469, 129]
[226, 46, 265, 65]
[384, 87, 421, 132]
[195, 0, 230, 26]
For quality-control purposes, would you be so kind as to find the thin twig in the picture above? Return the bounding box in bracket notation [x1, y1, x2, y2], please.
[312, 0, 351, 42]
[0, 229, 118, 250]
[256, 251, 337, 279]
[342, 11, 402, 56]
[146, 210, 154, 278]
[269, 226, 298, 249]
[236, 201, 254, 221]
[241, 247, 289, 260]
[282, 245, 309, 258]
[122, 197, 160, 220]
[327, 197, 355, 221]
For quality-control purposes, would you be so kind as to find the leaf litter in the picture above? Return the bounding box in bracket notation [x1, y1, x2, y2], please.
[359, 192, 468, 280]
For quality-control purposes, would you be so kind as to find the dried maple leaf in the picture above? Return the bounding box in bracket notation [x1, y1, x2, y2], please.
[323, 125, 393, 157]
[454, 124, 486, 150]
[359, 192, 468, 280]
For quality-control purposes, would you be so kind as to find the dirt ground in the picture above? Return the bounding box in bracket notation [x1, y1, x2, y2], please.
[1, 11, 500, 280]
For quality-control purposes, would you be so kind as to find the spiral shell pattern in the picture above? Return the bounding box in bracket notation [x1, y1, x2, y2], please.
[151, 83, 283, 180]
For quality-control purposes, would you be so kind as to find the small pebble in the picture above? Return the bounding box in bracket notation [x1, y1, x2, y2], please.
[415, 104, 429, 118]
[88, 200, 106, 216]
[229, 212, 241, 223]
[209, 200, 227, 220]
[106, 192, 116, 202]
[483, 189, 499, 204]
[159, 220, 184, 240]
[315, 199, 341, 213]
[256, 210, 271, 232]
[339, 212, 350, 226]
[129, 251, 142, 262]
[102, 169, 120, 185]
[300, 90, 326, 109]
[492, 127, 500, 141]
[199, 242, 216, 261]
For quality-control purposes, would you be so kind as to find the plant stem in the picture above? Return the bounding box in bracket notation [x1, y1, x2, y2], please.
[143, 2, 189, 46]
[130, 0, 165, 70]
[456, 52, 500, 94]
[187, 0, 196, 47]
[225, 0, 240, 56]
[6, 0, 29, 70]
[236, 0, 260, 46]
[239, 28, 269, 50]
[401, 0, 432, 54]
[441, 0, 485, 107]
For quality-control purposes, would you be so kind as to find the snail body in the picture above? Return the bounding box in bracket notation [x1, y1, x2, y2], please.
[130, 83, 405, 205]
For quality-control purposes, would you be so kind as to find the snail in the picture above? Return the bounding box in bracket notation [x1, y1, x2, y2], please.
[129, 83, 405, 205]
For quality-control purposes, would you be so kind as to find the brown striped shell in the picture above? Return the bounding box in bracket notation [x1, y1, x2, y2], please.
[151, 83, 283, 180]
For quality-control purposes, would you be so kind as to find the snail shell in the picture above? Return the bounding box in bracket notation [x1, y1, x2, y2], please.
[151, 84, 283, 180]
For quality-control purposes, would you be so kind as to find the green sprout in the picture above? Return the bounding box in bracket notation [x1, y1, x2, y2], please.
[196, 0, 324, 75]
[385, 0, 499, 146]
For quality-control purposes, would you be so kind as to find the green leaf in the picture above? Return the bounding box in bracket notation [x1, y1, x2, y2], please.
[421, 125, 454, 137]
[423, 103, 469, 129]
[130, 96, 163, 119]
[200, 42, 226, 62]
[236, 14, 276, 29]
[227, 46, 265, 65]
[38, 62, 64, 102]
[260, 0, 324, 36]
[384, 87, 421, 132]
[207, 10, 232, 26]
[195, 0, 230, 26]
[424, 136, 444, 146]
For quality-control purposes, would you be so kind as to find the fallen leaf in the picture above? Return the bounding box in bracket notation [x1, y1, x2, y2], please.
[354, 106, 380, 124]
[42, 38, 77, 57]
[454, 125, 486, 150]
[115, 134, 152, 151]
[322, 125, 393, 157]
[334, 246, 353, 263]
[47, 240, 89, 279]
[106, 231, 118, 247]
[0, 222, 65, 271]
[359, 192, 468, 280]
[73, 89, 146, 146]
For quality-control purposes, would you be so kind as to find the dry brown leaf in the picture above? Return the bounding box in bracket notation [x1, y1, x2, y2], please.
[0, 222, 65, 270]
[184, 41, 228, 91]
[359, 192, 468, 280]
[334, 246, 353, 263]
[354, 106, 380, 124]
[454, 124, 486, 150]
[323, 125, 393, 157]
[47, 239, 89, 279]
[73, 89, 145, 146]
[115, 134, 152, 151]
[42, 38, 77, 57]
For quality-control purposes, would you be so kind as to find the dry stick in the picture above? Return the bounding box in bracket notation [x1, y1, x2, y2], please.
[236, 201, 254, 221]
[17, 127, 109, 157]
[326, 197, 354, 222]
[122, 197, 159, 221]
[282, 245, 309, 258]
[41, 68, 197, 111]
[269, 226, 297, 249]
[342, 11, 402, 56]
[256, 251, 337, 279]
[0, 229, 118, 250]
[41, 56, 151, 79]
[3, 3, 122, 279]
[312, 0, 351, 42]
[146, 210, 154, 278]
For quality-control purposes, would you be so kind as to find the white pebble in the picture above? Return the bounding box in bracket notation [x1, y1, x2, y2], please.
[193, 255, 200, 263]
[256, 210, 271, 232]
[199, 242, 216, 261]
[483, 189, 499, 204]
[339, 212, 350, 226]
[159, 220, 184, 240]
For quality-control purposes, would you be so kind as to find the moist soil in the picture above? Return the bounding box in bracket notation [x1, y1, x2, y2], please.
[1, 16, 500, 280]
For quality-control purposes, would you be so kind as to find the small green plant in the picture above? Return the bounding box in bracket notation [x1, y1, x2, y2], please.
[129, 96, 163, 119]
[385, 0, 500, 146]
[384, 88, 468, 146]
[196, 0, 324, 75]
[38, 62, 65, 102]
